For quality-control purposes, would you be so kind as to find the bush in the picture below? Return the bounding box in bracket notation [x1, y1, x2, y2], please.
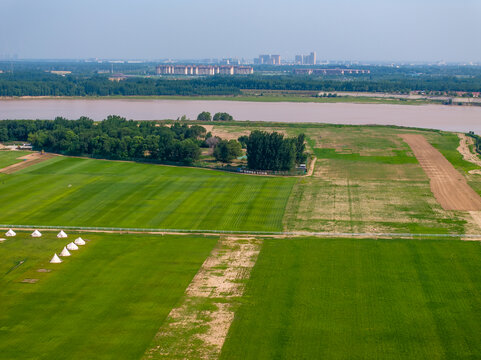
[214, 140, 242, 163]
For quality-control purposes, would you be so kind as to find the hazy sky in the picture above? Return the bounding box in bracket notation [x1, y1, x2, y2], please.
[1, 0, 480, 62]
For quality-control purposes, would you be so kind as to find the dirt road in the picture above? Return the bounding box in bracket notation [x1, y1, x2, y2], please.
[401, 134, 481, 211]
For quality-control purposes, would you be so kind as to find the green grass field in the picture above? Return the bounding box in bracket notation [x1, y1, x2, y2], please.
[0, 157, 295, 231]
[220, 238, 481, 359]
[2, 122, 481, 359]
[0, 232, 216, 359]
[0, 150, 31, 169]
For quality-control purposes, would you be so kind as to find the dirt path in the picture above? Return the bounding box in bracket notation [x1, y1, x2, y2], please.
[306, 156, 317, 176]
[143, 237, 261, 360]
[457, 133, 481, 175]
[400, 134, 481, 211]
[0, 152, 56, 174]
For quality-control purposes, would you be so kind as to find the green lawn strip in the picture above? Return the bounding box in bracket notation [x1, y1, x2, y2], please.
[427, 132, 480, 173]
[424, 132, 481, 197]
[314, 148, 417, 164]
[221, 238, 481, 359]
[0, 232, 217, 360]
[0, 151, 31, 169]
[0, 157, 295, 232]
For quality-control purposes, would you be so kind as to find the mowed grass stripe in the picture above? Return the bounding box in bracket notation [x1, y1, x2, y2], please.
[0, 151, 31, 169]
[0, 233, 217, 360]
[221, 238, 481, 359]
[0, 157, 295, 231]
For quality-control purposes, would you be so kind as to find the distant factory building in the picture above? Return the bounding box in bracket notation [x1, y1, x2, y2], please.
[293, 68, 371, 75]
[108, 73, 127, 81]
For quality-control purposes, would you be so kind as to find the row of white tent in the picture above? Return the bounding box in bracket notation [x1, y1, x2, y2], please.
[50, 233, 87, 263]
[3, 229, 87, 264]
[5, 229, 69, 238]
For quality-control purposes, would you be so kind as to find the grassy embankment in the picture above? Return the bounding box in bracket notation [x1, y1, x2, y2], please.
[3, 94, 438, 105]
[0, 232, 216, 359]
[221, 237, 481, 359]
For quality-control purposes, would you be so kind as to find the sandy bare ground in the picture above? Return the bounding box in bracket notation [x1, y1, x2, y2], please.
[0, 152, 57, 174]
[457, 133, 481, 175]
[143, 237, 261, 360]
[401, 134, 481, 211]
[469, 211, 481, 232]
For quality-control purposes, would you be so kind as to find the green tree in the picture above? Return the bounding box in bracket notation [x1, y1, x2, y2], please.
[238, 135, 249, 149]
[214, 140, 243, 163]
[213, 112, 234, 121]
[197, 111, 212, 121]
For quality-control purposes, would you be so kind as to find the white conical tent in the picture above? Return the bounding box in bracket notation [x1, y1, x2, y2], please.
[31, 230, 42, 237]
[50, 253, 62, 263]
[59, 247, 71, 257]
[57, 230, 68, 238]
[66, 242, 78, 251]
[6, 229, 16, 237]
[74, 237, 86, 245]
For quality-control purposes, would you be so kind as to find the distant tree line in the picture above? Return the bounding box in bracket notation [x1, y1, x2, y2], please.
[0, 117, 207, 164]
[246, 131, 307, 171]
[1, 71, 481, 97]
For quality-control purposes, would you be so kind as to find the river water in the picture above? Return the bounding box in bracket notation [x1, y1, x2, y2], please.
[0, 99, 480, 133]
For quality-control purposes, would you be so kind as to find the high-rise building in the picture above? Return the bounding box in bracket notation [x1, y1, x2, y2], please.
[296, 52, 317, 65]
[256, 54, 282, 65]
[271, 55, 281, 65]
[259, 55, 271, 64]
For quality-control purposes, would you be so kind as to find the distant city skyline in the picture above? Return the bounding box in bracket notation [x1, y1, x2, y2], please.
[1, 0, 480, 62]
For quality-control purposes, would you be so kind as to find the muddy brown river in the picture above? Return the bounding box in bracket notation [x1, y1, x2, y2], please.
[0, 99, 480, 133]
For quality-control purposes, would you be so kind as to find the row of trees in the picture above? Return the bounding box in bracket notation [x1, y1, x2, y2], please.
[196, 112, 234, 121]
[0, 117, 207, 163]
[1, 118, 307, 171]
[246, 131, 307, 171]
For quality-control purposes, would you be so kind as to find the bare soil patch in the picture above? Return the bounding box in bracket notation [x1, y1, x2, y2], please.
[458, 134, 481, 167]
[401, 134, 481, 211]
[21, 279, 38, 284]
[36, 269, 51, 273]
[143, 237, 261, 360]
[457, 134, 481, 176]
[0, 152, 57, 174]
